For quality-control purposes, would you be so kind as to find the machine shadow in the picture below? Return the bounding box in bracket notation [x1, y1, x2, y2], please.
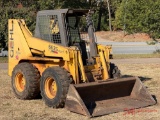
[122, 75, 152, 82]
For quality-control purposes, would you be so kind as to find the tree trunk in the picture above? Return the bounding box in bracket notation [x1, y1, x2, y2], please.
[97, 5, 102, 31]
[106, 0, 112, 31]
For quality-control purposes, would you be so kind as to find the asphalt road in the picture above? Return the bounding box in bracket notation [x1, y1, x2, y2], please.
[98, 41, 160, 54]
[1, 58, 160, 70]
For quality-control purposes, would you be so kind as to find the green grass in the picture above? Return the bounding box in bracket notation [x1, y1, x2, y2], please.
[0, 57, 8, 63]
[113, 54, 160, 59]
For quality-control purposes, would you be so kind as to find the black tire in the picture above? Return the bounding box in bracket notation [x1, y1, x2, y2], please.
[40, 67, 71, 108]
[110, 63, 121, 79]
[11, 62, 40, 99]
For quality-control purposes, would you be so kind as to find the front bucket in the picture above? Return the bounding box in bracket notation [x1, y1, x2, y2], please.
[65, 77, 156, 117]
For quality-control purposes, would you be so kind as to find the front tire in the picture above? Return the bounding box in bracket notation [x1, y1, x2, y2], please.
[11, 62, 40, 99]
[40, 67, 71, 108]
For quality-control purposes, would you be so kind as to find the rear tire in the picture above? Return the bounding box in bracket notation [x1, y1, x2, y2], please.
[40, 67, 71, 108]
[110, 63, 121, 79]
[11, 62, 40, 99]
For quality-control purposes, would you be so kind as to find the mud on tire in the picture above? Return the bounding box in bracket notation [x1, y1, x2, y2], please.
[11, 62, 40, 99]
[40, 67, 71, 108]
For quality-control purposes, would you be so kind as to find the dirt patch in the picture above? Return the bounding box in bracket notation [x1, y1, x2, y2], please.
[0, 63, 8, 69]
[96, 31, 152, 42]
[0, 62, 160, 120]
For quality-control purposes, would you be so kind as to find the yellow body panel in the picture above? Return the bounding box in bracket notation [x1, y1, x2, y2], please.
[8, 20, 32, 76]
[8, 19, 112, 83]
[8, 19, 69, 75]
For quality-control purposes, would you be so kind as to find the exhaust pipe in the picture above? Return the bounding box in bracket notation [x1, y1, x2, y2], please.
[65, 77, 156, 117]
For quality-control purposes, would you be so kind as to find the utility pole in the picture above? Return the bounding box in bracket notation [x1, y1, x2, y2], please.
[106, 0, 112, 31]
[97, 0, 112, 31]
[123, 0, 128, 36]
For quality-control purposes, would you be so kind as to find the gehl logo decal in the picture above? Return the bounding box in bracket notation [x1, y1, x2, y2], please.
[9, 20, 14, 58]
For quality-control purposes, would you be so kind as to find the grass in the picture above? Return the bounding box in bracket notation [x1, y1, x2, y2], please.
[0, 57, 8, 63]
[113, 54, 160, 59]
[1, 54, 160, 63]
[1, 63, 160, 120]
[146, 40, 158, 45]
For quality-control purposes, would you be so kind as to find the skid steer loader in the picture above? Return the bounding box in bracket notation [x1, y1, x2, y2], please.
[8, 9, 156, 117]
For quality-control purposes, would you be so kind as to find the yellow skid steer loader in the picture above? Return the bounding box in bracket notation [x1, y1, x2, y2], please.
[8, 9, 156, 117]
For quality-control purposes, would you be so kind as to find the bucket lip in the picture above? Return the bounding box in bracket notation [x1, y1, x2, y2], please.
[73, 77, 137, 88]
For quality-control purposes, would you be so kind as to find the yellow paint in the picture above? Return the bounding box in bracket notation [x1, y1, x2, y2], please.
[50, 19, 59, 34]
[15, 72, 26, 92]
[45, 77, 57, 99]
[8, 19, 112, 84]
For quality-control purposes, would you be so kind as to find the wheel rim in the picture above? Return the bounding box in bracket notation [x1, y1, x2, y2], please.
[15, 72, 26, 92]
[45, 77, 57, 99]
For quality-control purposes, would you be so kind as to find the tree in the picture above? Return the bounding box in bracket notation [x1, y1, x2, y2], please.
[106, 0, 112, 31]
[0, 1, 37, 48]
[95, 0, 122, 31]
[114, 0, 160, 38]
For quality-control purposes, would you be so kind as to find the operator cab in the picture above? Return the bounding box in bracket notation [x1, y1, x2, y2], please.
[34, 9, 97, 65]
